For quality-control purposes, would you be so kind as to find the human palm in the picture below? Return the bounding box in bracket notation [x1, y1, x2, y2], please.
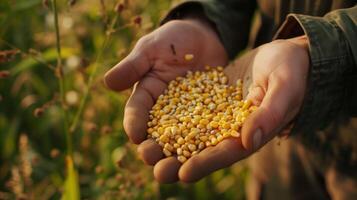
[105, 18, 227, 144]
[163, 37, 309, 183]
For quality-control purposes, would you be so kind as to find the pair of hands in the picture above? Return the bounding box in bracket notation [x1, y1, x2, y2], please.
[104, 18, 309, 183]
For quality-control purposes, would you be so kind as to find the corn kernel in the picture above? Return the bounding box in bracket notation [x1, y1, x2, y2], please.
[198, 142, 205, 150]
[183, 150, 191, 157]
[230, 130, 240, 137]
[211, 137, 218, 146]
[210, 121, 219, 128]
[177, 137, 185, 145]
[191, 151, 199, 156]
[163, 148, 172, 157]
[159, 135, 169, 143]
[199, 118, 209, 126]
[205, 141, 212, 147]
[178, 156, 187, 163]
[188, 144, 197, 152]
[199, 135, 208, 142]
[173, 143, 180, 148]
[243, 99, 252, 110]
[184, 54, 194, 61]
[147, 67, 256, 163]
[164, 143, 174, 152]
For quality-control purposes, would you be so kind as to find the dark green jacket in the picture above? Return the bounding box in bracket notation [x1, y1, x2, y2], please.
[163, 0, 357, 177]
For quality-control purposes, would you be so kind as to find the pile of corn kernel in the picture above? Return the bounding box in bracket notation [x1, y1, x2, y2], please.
[147, 66, 257, 163]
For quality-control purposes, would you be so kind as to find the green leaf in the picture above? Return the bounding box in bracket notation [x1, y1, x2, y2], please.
[61, 156, 80, 200]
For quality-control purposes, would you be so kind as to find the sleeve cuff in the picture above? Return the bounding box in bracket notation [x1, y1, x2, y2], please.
[274, 14, 354, 137]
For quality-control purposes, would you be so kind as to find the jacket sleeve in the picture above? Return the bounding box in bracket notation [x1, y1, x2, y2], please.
[161, 0, 257, 59]
[274, 6, 357, 137]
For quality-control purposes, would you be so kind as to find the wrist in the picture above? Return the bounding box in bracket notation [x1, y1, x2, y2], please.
[287, 35, 309, 51]
[286, 35, 310, 73]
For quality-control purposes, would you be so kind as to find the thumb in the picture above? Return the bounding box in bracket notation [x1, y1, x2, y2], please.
[241, 77, 294, 151]
[104, 48, 151, 91]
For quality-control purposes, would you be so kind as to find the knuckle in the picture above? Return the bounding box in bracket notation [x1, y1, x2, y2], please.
[136, 35, 152, 49]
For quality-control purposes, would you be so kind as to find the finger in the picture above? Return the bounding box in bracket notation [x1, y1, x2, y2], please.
[241, 74, 295, 151]
[137, 139, 163, 165]
[153, 157, 181, 183]
[124, 76, 167, 144]
[245, 85, 265, 106]
[104, 42, 151, 91]
[179, 138, 250, 182]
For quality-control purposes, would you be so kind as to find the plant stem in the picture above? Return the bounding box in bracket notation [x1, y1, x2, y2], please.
[69, 15, 118, 133]
[51, 0, 72, 155]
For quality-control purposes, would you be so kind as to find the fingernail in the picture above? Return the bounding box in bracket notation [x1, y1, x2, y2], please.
[253, 129, 262, 151]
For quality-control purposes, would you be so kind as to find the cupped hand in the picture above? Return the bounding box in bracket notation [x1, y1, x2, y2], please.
[173, 36, 310, 183]
[104, 18, 228, 181]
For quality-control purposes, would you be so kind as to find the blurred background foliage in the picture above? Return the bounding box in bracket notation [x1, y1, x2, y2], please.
[0, 0, 248, 199]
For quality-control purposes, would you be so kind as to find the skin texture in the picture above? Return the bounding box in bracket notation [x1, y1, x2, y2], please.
[104, 18, 310, 183]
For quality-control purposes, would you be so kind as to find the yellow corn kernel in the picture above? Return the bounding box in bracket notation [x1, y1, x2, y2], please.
[199, 135, 208, 142]
[163, 148, 172, 157]
[177, 137, 185, 145]
[188, 144, 197, 152]
[216, 103, 227, 111]
[199, 118, 209, 126]
[217, 134, 223, 142]
[191, 151, 199, 156]
[249, 105, 258, 112]
[198, 142, 205, 150]
[210, 121, 219, 128]
[205, 141, 212, 147]
[204, 98, 211, 104]
[147, 67, 256, 162]
[184, 54, 194, 61]
[152, 131, 159, 138]
[183, 150, 191, 157]
[164, 143, 174, 152]
[231, 123, 240, 131]
[159, 135, 169, 143]
[171, 126, 179, 135]
[173, 143, 180, 148]
[223, 132, 230, 138]
[221, 122, 231, 129]
[211, 137, 218, 146]
[157, 127, 164, 134]
[236, 79, 243, 87]
[178, 156, 187, 163]
[230, 130, 240, 137]
[147, 128, 154, 134]
[242, 110, 250, 117]
[242, 99, 252, 110]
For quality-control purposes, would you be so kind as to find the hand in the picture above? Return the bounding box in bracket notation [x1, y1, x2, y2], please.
[104, 18, 228, 180]
[171, 36, 310, 182]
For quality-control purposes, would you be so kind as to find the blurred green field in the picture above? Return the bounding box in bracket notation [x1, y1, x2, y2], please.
[0, 0, 249, 199]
